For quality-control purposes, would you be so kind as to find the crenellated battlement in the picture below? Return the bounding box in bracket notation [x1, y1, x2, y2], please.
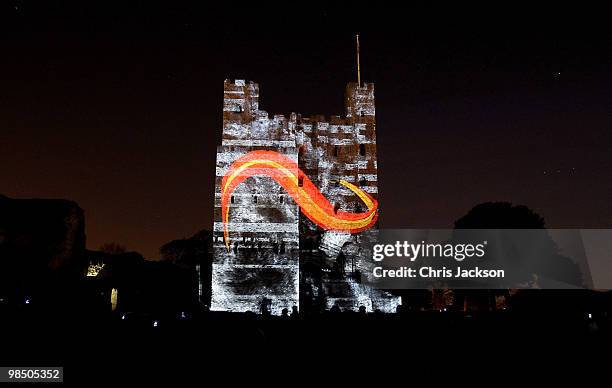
[223, 79, 374, 121]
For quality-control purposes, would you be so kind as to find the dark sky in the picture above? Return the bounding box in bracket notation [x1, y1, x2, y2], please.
[2, 3, 611, 258]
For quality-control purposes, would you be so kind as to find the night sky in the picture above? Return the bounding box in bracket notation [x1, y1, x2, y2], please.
[2, 3, 611, 258]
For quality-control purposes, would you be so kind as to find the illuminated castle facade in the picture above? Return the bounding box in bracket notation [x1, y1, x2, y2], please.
[210, 79, 400, 314]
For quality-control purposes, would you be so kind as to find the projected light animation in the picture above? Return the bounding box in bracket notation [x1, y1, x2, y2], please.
[221, 150, 378, 251]
[211, 79, 400, 315]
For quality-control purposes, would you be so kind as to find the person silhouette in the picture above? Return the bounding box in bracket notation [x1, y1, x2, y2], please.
[290, 305, 299, 318]
[358, 305, 367, 316]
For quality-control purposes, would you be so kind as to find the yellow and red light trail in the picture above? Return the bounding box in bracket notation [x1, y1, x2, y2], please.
[221, 150, 378, 251]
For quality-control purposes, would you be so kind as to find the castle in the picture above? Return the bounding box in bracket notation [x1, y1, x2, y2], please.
[210, 79, 400, 314]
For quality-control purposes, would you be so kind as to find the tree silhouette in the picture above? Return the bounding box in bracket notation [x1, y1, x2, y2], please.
[453, 202, 584, 311]
[99, 242, 127, 255]
[455, 202, 545, 229]
[159, 230, 211, 266]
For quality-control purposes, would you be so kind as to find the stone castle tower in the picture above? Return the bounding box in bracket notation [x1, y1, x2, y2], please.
[210, 79, 400, 314]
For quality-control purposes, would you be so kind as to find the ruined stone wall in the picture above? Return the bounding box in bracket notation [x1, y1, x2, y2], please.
[211, 80, 300, 315]
[295, 82, 398, 312]
[0, 196, 86, 295]
[210, 80, 399, 314]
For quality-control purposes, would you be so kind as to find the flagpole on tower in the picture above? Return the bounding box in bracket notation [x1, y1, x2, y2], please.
[356, 33, 361, 86]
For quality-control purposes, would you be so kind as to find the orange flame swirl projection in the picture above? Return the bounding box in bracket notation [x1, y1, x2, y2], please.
[221, 150, 378, 251]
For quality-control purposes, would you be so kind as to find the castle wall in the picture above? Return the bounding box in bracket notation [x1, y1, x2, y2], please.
[211, 79, 400, 314]
[211, 81, 300, 315]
